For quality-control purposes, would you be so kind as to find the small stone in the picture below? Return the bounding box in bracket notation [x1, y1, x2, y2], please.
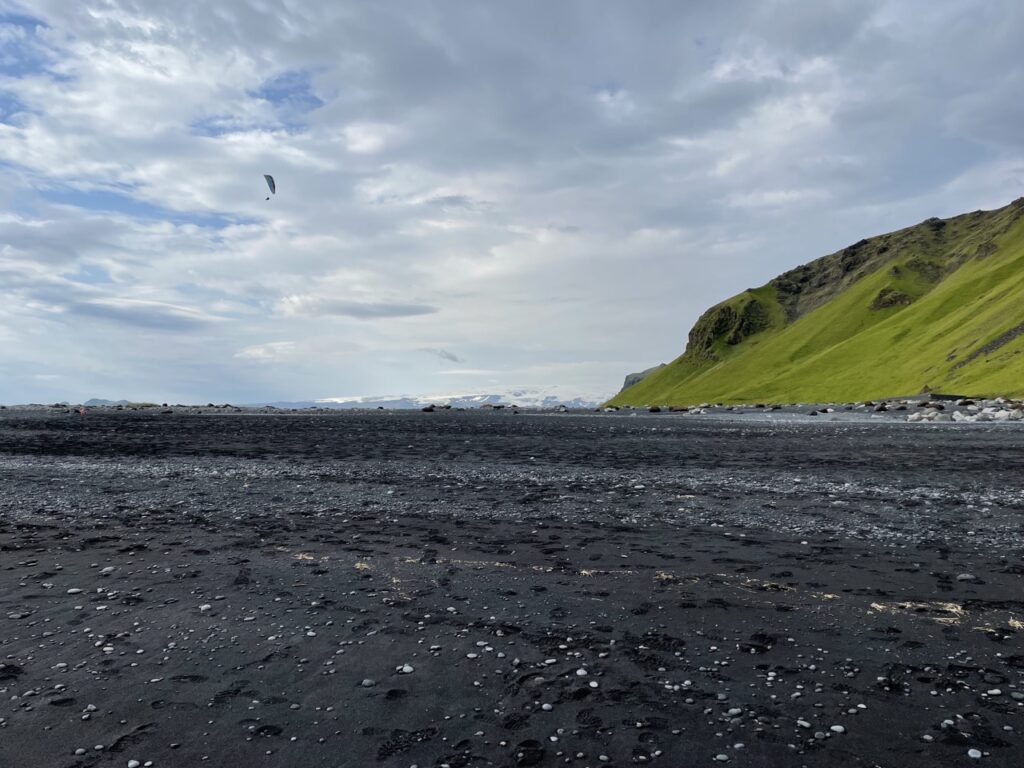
[400, 664, 414, 674]
[541, 703, 553, 711]
[715, 755, 729, 762]
[67, 588, 83, 595]
[128, 761, 141, 768]
[830, 725, 845, 734]
[956, 573, 977, 582]
[360, 679, 376, 688]
[968, 748, 983, 759]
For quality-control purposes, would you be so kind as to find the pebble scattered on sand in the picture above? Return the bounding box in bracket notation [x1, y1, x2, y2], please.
[1, 407, 1021, 767]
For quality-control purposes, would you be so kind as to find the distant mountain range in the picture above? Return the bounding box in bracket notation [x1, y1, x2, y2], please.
[82, 388, 606, 410]
[310, 387, 605, 410]
[611, 197, 1024, 406]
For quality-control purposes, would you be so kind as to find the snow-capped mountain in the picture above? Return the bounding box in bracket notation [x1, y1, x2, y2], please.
[313, 387, 607, 410]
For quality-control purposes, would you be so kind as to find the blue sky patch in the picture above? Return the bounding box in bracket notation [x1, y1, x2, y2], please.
[251, 69, 324, 116]
[189, 70, 324, 136]
[40, 185, 242, 230]
[63, 263, 114, 286]
[0, 12, 51, 78]
[0, 90, 26, 123]
[189, 114, 305, 137]
[190, 115, 249, 137]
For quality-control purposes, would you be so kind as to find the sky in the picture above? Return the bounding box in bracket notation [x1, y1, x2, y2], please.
[1, 1, 1023, 404]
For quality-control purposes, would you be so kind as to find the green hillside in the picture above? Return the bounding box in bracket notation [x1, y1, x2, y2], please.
[610, 198, 1024, 406]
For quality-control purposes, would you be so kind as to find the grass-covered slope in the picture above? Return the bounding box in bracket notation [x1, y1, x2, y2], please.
[610, 198, 1024, 406]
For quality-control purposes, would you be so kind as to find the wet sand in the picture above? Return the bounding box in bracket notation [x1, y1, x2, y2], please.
[1, 410, 1022, 767]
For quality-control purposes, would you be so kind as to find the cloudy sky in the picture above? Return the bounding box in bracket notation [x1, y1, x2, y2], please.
[2, 1, 1023, 404]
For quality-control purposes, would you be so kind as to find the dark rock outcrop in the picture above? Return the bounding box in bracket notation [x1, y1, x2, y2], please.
[620, 363, 667, 392]
[870, 288, 913, 310]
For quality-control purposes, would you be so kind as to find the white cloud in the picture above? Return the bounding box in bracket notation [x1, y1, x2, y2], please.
[594, 88, 637, 121]
[710, 42, 834, 85]
[725, 188, 829, 209]
[69, 298, 221, 329]
[275, 294, 438, 319]
[342, 122, 400, 154]
[0, 1, 1022, 403]
[235, 341, 297, 362]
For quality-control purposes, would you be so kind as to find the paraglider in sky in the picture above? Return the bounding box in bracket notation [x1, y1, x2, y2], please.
[264, 174, 276, 201]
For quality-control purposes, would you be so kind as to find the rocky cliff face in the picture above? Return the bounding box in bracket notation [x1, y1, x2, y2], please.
[683, 298, 773, 361]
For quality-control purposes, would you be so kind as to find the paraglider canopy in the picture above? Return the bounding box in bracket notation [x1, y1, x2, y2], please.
[264, 174, 276, 200]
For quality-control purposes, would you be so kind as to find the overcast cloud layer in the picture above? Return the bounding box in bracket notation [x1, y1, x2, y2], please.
[2, 1, 1023, 404]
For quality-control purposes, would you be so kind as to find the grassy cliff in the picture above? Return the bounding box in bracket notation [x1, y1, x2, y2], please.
[610, 198, 1024, 406]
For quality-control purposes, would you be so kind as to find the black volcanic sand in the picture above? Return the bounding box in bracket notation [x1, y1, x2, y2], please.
[1, 411, 1022, 768]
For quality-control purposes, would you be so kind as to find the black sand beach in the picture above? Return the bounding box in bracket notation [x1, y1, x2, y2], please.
[1, 409, 1022, 767]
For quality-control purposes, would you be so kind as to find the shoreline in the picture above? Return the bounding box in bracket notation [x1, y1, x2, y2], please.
[3, 395, 1023, 425]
